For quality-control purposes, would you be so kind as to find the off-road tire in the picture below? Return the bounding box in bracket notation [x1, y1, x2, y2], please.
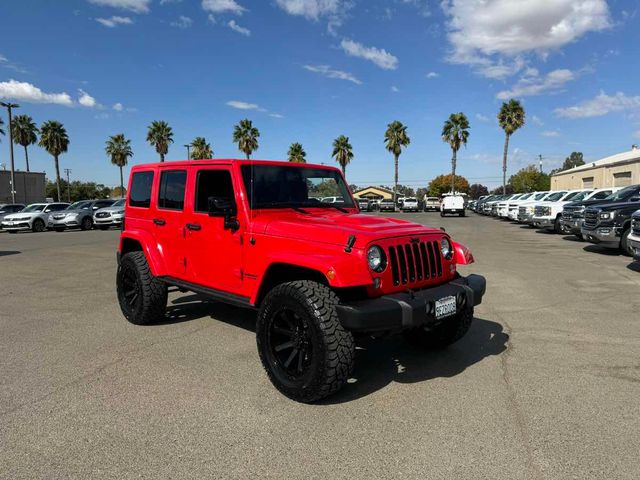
[621, 228, 633, 256]
[32, 219, 45, 233]
[403, 309, 473, 350]
[117, 251, 167, 325]
[256, 280, 355, 403]
[80, 216, 93, 231]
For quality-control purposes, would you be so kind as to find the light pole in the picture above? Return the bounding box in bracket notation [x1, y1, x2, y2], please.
[538, 154, 543, 173]
[1, 102, 19, 203]
[184, 144, 191, 159]
[64, 168, 72, 202]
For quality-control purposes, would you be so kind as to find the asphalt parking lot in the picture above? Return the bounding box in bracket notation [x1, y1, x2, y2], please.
[1, 214, 639, 479]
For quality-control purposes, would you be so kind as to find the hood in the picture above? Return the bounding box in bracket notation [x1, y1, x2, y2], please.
[570, 197, 622, 208]
[251, 210, 443, 248]
[4, 211, 40, 220]
[96, 205, 124, 213]
[591, 201, 640, 212]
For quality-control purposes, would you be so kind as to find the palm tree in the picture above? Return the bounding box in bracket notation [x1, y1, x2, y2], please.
[146, 120, 173, 162]
[105, 134, 133, 198]
[12, 115, 38, 172]
[441, 113, 470, 194]
[0, 117, 4, 139]
[38, 120, 69, 202]
[190, 137, 213, 160]
[233, 119, 260, 159]
[331, 135, 353, 175]
[384, 121, 410, 201]
[498, 99, 526, 194]
[287, 142, 306, 163]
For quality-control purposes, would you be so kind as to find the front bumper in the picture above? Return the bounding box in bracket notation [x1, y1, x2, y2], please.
[94, 214, 123, 226]
[336, 274, 486, 332]
[581, 226, 621, 248]
[560, 217, 583, 234]
[48, 217, 80, 228]
[532, 216, 554, 229]
[1, 221, 31, 231]
[628, 234, 640, 261]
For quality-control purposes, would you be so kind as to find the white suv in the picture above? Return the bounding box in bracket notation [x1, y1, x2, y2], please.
[401, 197, 419, 212]
[1, 202, 69, 233]
[531, 190, 592, 233]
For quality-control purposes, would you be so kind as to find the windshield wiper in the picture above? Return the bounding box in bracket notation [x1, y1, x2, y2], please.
[259, 202, 310, 214]
[319, 203, 349, 213]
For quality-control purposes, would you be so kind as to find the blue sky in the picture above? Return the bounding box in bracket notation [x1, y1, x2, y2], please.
[1, 0, 639, 190]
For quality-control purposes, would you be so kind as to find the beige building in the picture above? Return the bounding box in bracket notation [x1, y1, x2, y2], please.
[352, 186, 395, 200]
[551, 147, 640, 190]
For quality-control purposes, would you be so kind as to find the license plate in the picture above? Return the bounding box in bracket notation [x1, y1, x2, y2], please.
[6, 221, 13, 226]
[435, 296, 457, 319]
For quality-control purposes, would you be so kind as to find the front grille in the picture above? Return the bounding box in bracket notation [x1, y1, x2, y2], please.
[96, 212, 111, 218]
[583, 208, 599, 228]
[563, 206, 584, 219]
[388, 240, 443, 286]
[534, 206, 551, 216]
[632, 218, 640, 236]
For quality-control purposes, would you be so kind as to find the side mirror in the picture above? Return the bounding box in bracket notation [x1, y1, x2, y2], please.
[208, 196, 239, 231]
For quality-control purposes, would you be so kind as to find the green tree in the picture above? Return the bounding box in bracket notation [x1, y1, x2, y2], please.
[396, 184, 415, 197]
[190, 136, 213, 160]
[287, 142, 306, 163]
[498, 99, 526, 194]
[384, 120, 410, 201]
[561, 151, 584, 171]
[39, 120, 69, 202]
[45, 180, 112, 202]
[0, 116, 4, 138]
[416, 187, 429, 200]
[233, 119, 260, 159]
[331, 135, 353, 175]
[11, 114, 38, 172]
[441, 112, 470, 194]
[469, 183, 489, 199]
[105, 134, 133, 198]
[428, 174, 470, 196]
[509, 165, 551, 193]
[146, 120, 173, 162]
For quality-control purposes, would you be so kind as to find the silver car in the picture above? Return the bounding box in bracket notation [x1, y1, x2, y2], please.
[48, 199, 115, 231]
[2, 202, 69, 233]
[93, 199, 125, 230]
[0, 204, 26, 228]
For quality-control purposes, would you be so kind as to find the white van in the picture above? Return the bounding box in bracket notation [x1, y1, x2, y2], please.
[441, 195, 466, 217]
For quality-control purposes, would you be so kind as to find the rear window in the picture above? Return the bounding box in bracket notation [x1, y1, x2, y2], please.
[129, 171, 154, 208]
[158, 170, 187, 210]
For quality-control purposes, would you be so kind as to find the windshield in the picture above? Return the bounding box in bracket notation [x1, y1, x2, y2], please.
[23, 204, 46, 213]
[568, 190, 592, 202]
[68, 201, 91, 210]
[604, 185, 639, 202]
[562, 191, 585, 201]
[545, 192, 566, 202]
[534, 193, 549, 200]
[241, 164, 355, 209]
[112, 199, 125, 207]
[518, 193, 532, 200]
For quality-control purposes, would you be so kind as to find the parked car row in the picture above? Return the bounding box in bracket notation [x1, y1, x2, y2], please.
[0, 199, 125, 233]
[470, 184, 640, 261]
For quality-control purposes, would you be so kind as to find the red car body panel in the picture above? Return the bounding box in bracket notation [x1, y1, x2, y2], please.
[120, 160, 473, 306]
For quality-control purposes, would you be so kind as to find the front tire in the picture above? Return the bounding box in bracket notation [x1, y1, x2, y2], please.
[80, 216, 93, 231]
[32, 219, 45, 233]
[404, 309, 473, 350]
[117, 251, 167, 325]
[621, 229, 633, 256]
[256, 280, 355, 403]
[553, 215, 562, 234]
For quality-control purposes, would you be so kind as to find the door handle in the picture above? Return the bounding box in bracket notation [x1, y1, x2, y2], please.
[153, 218, 166, 226]
[186, 223, 201, 231]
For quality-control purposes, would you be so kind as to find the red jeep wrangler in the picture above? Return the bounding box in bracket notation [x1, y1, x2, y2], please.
[116, 160, 486, 402]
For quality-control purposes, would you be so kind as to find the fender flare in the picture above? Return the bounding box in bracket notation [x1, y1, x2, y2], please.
[119, 229, 168, 277]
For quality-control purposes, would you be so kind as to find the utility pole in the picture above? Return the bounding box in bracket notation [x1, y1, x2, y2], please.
[1, 102, 19, 203]
[538, 154, 543, 173]
[184, 144, 191, 159]
[64, 168, 72, 202]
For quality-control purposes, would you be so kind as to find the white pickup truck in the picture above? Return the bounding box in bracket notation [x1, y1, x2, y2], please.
[441, 194, 466, 217]
[531, 189, 593, 233]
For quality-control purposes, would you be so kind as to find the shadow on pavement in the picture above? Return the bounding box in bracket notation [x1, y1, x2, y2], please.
[0, 250, 21, 257]
[583, 245, 621, 256]
[626, 262, 640, 273]
[561, 235, 583, 243]
[323, 317, 508, 404]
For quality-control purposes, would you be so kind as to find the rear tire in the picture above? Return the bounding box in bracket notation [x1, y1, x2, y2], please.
[32, 219, 45, 233]
[404, 309, 473, 350]
[256, 280, 355, 403]
[117, 251, 167, 325]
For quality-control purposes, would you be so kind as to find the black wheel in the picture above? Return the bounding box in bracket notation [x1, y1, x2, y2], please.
[621, 229, 633, 256]
[404, 309, 473, 350]
[553, 215, 562, 234]
[574, 233, 583, 240]
[117, 251, 167, 325]
[80, 216, 93, 231]
[256, 280, 355, 403]
[32, 219, 45, 233]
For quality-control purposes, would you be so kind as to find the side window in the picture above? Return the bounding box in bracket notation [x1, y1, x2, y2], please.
[94, 201, 111, 209]
[158, 170, 187, 211]
[195, 170, 234, 213]
[130, 171, 154, 208]
[593, 191, 610, 200]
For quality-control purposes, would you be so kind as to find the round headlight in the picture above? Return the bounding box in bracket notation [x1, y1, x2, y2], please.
[441, 237, 453, 259]
[367, 245, 386, 272]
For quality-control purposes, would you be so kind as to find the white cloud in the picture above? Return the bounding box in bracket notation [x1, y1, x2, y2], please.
[160, 0, 182, 4]
[269, 113, 284, 118]
[541, 130, 560, 137]
[227, 100, 261, 110]
[426, 71, 439, 78]
[95, 15, 133, 27]
[532, 115, 544, 126]
[88, 0, 150, 14]
[275, 0, 352, 34]
[555, 91, 640, 118]
[0, 79, 73, 106]
[475, 113, 489, 122]
[202, 0, 246, 15]
[0, 54, 28, 74]
[496, 68, 575, 99]
[302, 64, 362, 84]
[227, 19, 250, 35]
[95, 112, 110, 120]
[442, 0, 611, 78]
[78, 89, 98, 107]
[207, 14, 217, 24]
[171, 15, 193, 28]
[390, 86, 399, 93]
[113, 102, 124, 111]
[340, 39, 398, 70]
